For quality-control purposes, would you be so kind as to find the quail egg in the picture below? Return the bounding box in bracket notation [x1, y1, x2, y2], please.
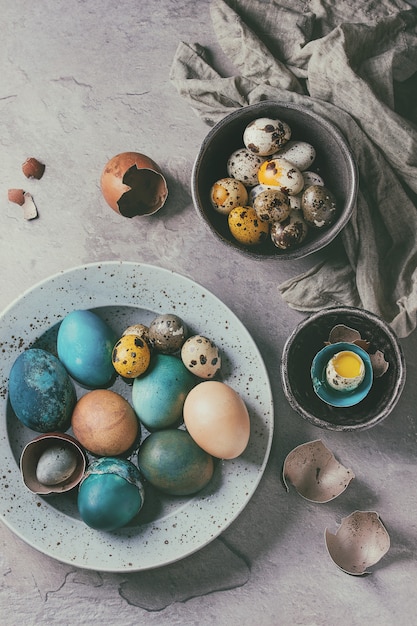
[243, 117, 291, 156]
[228, 206, 270, 245]
[253, 188, 291, 223]
[302, 170, 324, 189]
[227, 149, 266, 187]
[210, 177, 249, 214]
[301, 185, 338, 228]
[272, 140, 316, 171]
[148, 313, 188, 354]
[270, 209, 308, 250]
[181, 335, 221, 379]
[112, 333, 151, 378]
[258, 158, 304, 195]
[325, 350, 365, 392]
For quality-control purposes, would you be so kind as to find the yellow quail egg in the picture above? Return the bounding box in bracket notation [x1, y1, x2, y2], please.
[210, 177, 249, 215]
[258, 158, 304, 195]
[243, 117, 291, 156]
[228, 206, 270, 245]
[325, 350, 365, 392]
[112, 334, 151, 378]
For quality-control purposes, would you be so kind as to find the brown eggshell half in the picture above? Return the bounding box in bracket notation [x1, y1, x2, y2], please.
[100, 151, 168, 218]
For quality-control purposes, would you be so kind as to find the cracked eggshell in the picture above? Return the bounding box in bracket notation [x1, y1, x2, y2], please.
[243, 117, 291, 156]
[283, 439, 354, 503]
[101, 152, 168, 218]
[325, 511, 390, 575]
[227, 149, 266, 187]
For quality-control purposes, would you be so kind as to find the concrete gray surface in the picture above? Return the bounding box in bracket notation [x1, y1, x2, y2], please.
[0, 1, 416, 625]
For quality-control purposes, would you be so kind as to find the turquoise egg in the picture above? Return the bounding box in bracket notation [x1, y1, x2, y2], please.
[8, 348, 76, 432]
[57, 310, 117, 388]
[78, 457, 145, 531]
[137, 429, 214, 496]
[131, 353, 196, 430]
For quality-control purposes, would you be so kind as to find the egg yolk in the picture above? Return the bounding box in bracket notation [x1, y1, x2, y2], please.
[332, 351, 363, 378]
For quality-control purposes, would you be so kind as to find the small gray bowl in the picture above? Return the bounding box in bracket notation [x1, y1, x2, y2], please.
[191, 101, 358, 260]
[281, 306, 406, 431]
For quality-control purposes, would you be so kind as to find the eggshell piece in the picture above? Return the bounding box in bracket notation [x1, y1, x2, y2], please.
[22, 157, 45, 179]
[325, 511, 390, 575]
[258, 158, 304, 195]
[183, 381, 250, 459]
[283, 439, 355, 503]
[8, 188, 25, 206]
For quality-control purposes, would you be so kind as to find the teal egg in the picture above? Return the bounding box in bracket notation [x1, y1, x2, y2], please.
[78, 457, 145, 531]
[57, 310, 117, 388]
[131, 353, 196, 430]
[137, 429, 214, 496]
[8, 348, 76, 432]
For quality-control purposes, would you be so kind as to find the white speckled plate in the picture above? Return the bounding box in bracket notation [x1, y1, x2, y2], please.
[0, 261, 273, 572]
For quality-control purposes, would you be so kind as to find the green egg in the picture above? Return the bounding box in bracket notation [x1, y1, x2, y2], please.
[137, 429, 214, 496]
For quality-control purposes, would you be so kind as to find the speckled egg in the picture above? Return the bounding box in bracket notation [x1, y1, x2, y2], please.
[249, 183, 275, 204]
[181, 335, 221, 379]
[8, 348, 76, 432]
[273, 140, 316, 171]
[148, 313, 188, 354]
[228, 206, 270, 246]
[302, 170, 324, 189]
[210, 177, 249, 215]
[112, 334, 151, 378]
[122, 323, 150, 345]
[258, 158, 304, 195]
[243, 117, 291, 156]
[227, 149, 266, 187]
[253, 188, 291, 223]
[301, 185, 338, 228]
[270, 210, 309, 250]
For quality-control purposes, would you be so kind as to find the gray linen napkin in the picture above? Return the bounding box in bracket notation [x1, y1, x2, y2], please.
[170, 0, 417, 338]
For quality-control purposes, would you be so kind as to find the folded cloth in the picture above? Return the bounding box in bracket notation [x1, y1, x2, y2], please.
[170, 0, 417, 338]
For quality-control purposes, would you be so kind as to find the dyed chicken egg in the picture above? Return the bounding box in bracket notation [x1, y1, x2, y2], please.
[148, 313, 188, 354]
[302, 170, 324, 189]
[210, 177, 248, 215]
[273, 140, 316, 171]
[326, 350, 365, 392]
[112, 334, 151, 378]
[258, 158, 304, 195]
[227, 149, 266, 187]
[228, 206, 270, 245]
[243, 117, 291, 156]
[270, 209, 308, 250]
[181, 335, 221, 379]
[252, 188, 291, 223]
[301, 185, 337, 228]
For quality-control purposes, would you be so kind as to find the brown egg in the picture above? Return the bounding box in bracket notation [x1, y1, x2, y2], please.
[100, 152, 168, 218]
[183, 381, 250, 459]
[71, 389, 139, 456]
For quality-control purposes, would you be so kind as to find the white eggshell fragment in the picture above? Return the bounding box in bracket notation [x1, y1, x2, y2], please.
[181, 335, 221, 379]
[243, 117, 291, 156]
[210, 177, 249, 215]
[270, 209, 308, 250]
[36, 445, 78, 486]
[273, 140, 316, 171]
[253, 188, 291, 223]
[227, 149, 266, 187]
[283, 439, 355, 503]
[325, 511, 391, 575]
[302, 170, 324, 189]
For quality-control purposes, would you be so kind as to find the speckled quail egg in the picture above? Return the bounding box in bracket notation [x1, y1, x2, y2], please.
[325, 350, 365, 392]
[289, 194, 302, 211]
[122, 323, 150, 345]
[270, 209, 308, 250]
[253, 188, 291, 223]
[181, 335, 221, 379]
[210, 177, 249, 215]
[112, 333, 151, 378]
[228, 206, 270, 245]
[272, 140, 316, 171]
[258, 158, 304, 195]
[243, 117, 291, 156]
[148, 313, 188, 354]
[301, 185, 338, 228]
[227, 149, 266, 187]
[248, 184, 275, 204]
[302, 170, 324, 189]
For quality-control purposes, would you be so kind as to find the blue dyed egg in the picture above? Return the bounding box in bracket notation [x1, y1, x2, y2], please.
[78, 457, 145, 531]
[9, 348, 76, 432]
[57, 310, 117, 388]
[131, 353, 196, 431]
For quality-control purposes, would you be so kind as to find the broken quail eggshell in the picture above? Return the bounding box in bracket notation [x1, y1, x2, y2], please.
[270, 209, 308, 250]
[301, 185, 337, 228]
[258, 158, 304, 195]
[210, 177, 248, 215]
[100, 151, 168, 218]
[227, 148, 266, 187]
[272, 140, 316, 171]
[327, 324, 389, 377]
[253, 188, 291, 223]
[325, 511, 390, 575]
[311, 342, 373, 407]
[22, 157, 45, 180]
[20, 433, 86, 495]
[8, 188, 25, 206]
[243, 117, 291, 156]
[283, 439, 354, 503]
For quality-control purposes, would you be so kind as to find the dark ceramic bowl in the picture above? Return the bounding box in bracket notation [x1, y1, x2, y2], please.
[281, 306, 406, 431]
[191, 101, 358, 260]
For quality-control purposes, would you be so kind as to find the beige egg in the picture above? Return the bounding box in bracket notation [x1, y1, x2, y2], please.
[258, 158, 304, 195]
[183, 381, 250, 459]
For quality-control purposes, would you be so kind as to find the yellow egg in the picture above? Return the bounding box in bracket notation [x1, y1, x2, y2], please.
[183, 381, 250, 459]
[112, 334, 151, 378]
[258, 158, 304, 195]
[228, 206, 270, 245]
[325, 350, 365, 392]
